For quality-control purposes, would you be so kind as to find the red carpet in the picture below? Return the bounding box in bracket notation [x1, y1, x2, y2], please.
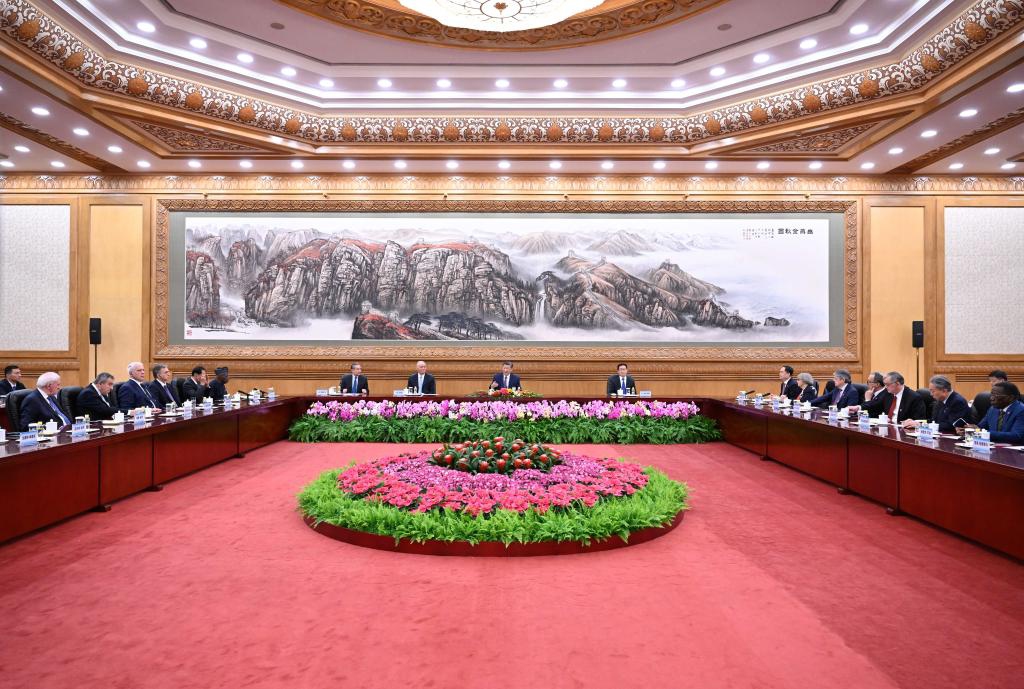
[0, 441, 1021, 689]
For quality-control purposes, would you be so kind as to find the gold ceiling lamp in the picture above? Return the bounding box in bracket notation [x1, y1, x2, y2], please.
[397, 0, 606, 32]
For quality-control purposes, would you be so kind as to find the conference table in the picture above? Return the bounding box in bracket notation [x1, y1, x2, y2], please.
[1, 395, 1021, 561]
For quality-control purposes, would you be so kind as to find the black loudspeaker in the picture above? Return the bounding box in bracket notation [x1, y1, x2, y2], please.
[911, 320, 924, 349]
[89, 317, 102, 345]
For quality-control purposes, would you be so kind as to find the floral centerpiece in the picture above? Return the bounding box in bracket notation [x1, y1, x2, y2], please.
[465, 388, 543, 399]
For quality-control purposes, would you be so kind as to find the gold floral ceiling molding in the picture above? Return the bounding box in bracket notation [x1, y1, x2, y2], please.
[0, 0, 1021, 146]
[126, 119, 266, 154]
[726, 122, 881, 157]
[275, 0, 727, 50]
[0, 111, 123, 171]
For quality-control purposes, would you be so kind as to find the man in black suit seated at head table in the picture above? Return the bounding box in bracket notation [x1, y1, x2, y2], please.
[406, 360, 436, 395]
[862, 371, 885, 402]
[182, 366, 208, 403]
[340, 362, 369, 396]
[848, 371, 927, 424]
[902, 375, 971, 433]
[148, 363, 181, 407]
[117, 361, 160, 411]
[0, 364, 26, 396]
[76, 372, 118, 420]
[19, 371, 72, 431]
[207, 366, 230, 402]
[490, 361, 521, 391]
[777, 365, 800, 400]
[607, 363, 637, 396]
[810, 369, 860, 409]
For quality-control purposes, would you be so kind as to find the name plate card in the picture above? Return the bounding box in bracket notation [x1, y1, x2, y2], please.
[18, 430, 39, 446]
[71, 421, 89, 439]
[133, 409, 147, 426]
[203, 399, 214, 412]
[315, 389, 329, 397]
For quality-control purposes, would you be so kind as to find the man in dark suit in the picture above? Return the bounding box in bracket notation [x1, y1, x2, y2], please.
[117, 361, 160, 411]
[490, 361, 521, 391]
[19, 372, 72, 431]
[974, 382, 1024, 443]
[902, 375, 971, 433]
[148, 364, 181, 407]
[850, 371, 926, 423]
[340, 362, 369, 396]
[0, 364, 26, 396]
[607, 363, 636, 396]
[76, 372, 118, 420]
[208, 367, 230, 402]
[862, 372, 885, 402]
[778, 365, 800, 400]
[182, 366, 207, 403]
[406, 360, 436, 395]
[811, 369, 860, 409]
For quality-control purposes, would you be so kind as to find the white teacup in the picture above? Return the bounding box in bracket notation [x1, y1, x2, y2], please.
[45, 420, 59, 433]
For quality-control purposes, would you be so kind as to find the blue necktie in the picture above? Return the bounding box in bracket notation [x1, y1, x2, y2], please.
[621, 377, 626, 393]
[47, 396, 70, 425]
[352, 376, 358, 394]
[137, 380, 157, 407]
[832, 388, 841, 404]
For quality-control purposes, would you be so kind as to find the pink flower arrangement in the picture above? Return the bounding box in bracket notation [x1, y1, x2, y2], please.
[336, 451, 649, 517]
[307, 398, 700, 423]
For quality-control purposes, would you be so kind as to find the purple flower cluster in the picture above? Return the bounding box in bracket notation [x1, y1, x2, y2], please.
[307, 398, 701, 423]
[337, 452, 649, 516]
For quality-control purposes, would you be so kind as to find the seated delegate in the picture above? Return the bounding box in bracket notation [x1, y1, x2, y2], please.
[810, 369, 860, 409]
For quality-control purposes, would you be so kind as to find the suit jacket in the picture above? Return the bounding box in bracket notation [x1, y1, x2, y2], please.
[931, 391, 971, 433]
[0, 379, 26, 396]
[339, 374, 369, 395]
[406, 373, 435, 395]
[76, 384, 118, 420]
[978, 400, 1024, 443]
[798, 385, 818, 403]
[861, 388, 927, 422]
[811, 384, 860, 409]
[117, 379, 159, 411]
[491, 373, 521, 390]
[779, 378, 800, 400]
[149, 380, 180, 406]
[18, 389, 71, 431]
[607, 374, 637, 395]
[182, 377, 206, 403]
[207, 379, 228, 402]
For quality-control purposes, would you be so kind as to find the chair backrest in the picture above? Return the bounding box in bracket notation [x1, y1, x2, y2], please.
[6, 388, 35, 431]
[916, 387, 934, 419]
[852, 383, 868, 399]
[59, 386, 83, 418]
[972, 391, 991, 423]
[113, 382, 125, 405]
[173, 377, 188, 403]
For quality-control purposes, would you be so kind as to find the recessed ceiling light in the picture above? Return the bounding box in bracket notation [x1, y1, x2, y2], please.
[136, 21, 156, 33]
[920, 129, 938, 138]
[281, 67, 297, 78]
[756, 161, 770, 170]
[705, 161, 718, 170]
[800, 38, 818, 50]
[290, 160, 304, 169]
[494, 79, 510, 89]
[553, 79, 568, 89]
[136, 160, 151, 169]
[1006, 83, 1024, 93]
[72, 127, 89, 136]
[14, 145, 30, 153]
[394, 160, 407, 169]
[612, 78, 627, 88]
[958, 108, 978, 118]
[342, 160, 355, 169]
[239, 160, 253, 169]
[808, 161, 822, 170]
[187, 160, 202, 169]
[888, 147, 904, 155]
[860, 162, 875, 170]
[377, 78, 392, 88]
[319, 78, 335, 88]
[189, 37, 207, 50]
[984, 147, 1001, 155]
[709, 66, 726, 77]
[601, 161, 614, 170]
[236, 53, 254, 64]
[1001, 162, 1017, 170]
[717, 23, 731, 31]
[549, 160, 562, 170]
[948, 162, 964, 170]
[31, 107, 49, 116]
[753, 53, 771, 64]
[670, 78, 686, 89]
[445, 160, 459, 170]
[0, 161, 13, 168]
[849, 23, 869, 35]
[50, 161, 65, 168]
[652, 161, 666, 170]
[436, 78, 452, 88]
[107, 145, 122, 154]
[270, 22, 285, 30]
[498, 160, 511, 169]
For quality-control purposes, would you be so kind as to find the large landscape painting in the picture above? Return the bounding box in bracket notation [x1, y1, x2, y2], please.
[179, 213, 834, 343]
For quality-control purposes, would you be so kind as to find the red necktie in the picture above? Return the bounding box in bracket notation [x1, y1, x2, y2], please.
[888, 395, 898, 417]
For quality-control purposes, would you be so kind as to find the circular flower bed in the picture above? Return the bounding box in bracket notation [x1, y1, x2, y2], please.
[299, 441, 688, 554]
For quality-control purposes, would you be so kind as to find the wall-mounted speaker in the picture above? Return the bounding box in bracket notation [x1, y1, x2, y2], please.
[911, 320, 924, 349]
[89, 317, 102, 345]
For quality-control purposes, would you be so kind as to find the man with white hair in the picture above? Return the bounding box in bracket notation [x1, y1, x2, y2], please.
[116, 361, 159, 412]
[406, 360, 436, 395]
[18, 371, 72, 431]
